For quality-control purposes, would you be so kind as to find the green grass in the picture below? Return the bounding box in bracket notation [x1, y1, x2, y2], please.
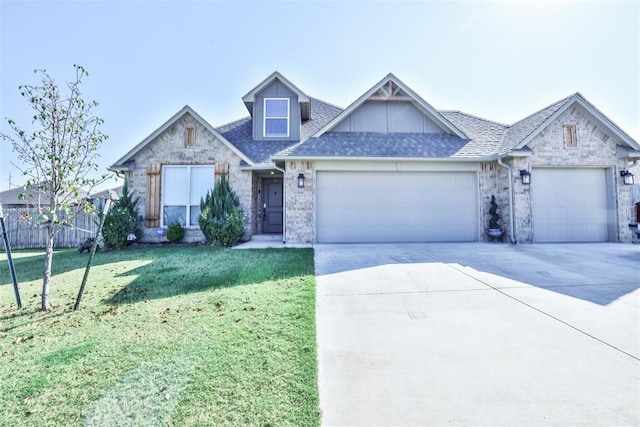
[0, 246, 319, 426]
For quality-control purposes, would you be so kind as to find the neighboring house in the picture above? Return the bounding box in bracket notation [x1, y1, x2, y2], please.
[110, 72, 640, 244]
[0, 186, 38, 209]
[0, 184, 89, 209]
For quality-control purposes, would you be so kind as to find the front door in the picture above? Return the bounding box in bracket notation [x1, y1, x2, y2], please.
[262, 178, 283, 233]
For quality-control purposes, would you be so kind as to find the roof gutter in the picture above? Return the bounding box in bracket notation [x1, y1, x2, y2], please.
[497, 157, 516, 244]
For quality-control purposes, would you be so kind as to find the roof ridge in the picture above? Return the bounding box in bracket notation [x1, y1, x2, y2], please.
[216, 115, 251, 132]
[497, 93, 577, 154]
[309, 96, 343, 111]
[508, 93, 576, 127]
[440, 110, 509, 127]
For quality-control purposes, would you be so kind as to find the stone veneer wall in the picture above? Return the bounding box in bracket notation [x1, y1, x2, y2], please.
[284, 160, 314, 244]
[124, 113, 253, 243]
[511, 106, 633, 243]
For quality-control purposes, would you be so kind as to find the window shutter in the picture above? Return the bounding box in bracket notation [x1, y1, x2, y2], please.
[215, 163, 229, 182]
[145, 164, 161, 227]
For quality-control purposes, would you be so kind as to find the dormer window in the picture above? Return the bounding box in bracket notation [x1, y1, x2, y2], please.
[264, 98, 289, 137]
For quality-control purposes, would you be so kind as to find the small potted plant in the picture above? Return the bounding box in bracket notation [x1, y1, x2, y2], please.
[486, 195, 504, 242]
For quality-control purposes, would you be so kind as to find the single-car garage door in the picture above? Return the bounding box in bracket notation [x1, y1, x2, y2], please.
[532, 168, 611, 242]
[316, 171, 478, 243]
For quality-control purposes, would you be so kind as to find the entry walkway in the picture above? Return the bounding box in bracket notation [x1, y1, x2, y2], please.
[315, 243, 640, 426]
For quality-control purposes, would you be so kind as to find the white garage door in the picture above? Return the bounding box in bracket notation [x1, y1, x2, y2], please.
[533, 168, 610, 242]
[316, 171, 478, 243]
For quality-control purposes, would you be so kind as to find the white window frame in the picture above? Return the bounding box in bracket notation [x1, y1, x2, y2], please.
[161, 165, 214, 228]
[263, 98, 290, 137]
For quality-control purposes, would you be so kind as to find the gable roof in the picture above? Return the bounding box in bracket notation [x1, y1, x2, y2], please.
[313, 73, 468, 139]
[499, 93, 640, 154]
[109, 105, 253, 171]
[242, 71, 311, 120]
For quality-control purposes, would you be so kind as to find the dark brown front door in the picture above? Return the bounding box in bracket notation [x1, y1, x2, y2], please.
[262, 178, 283, 233]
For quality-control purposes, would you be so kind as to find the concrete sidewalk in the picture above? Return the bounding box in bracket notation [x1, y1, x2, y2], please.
[315, 243, 640, 426]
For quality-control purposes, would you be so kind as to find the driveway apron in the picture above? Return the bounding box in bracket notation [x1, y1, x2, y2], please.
[315, 243, 640, 426]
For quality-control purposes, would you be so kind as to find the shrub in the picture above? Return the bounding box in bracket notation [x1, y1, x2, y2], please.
[199, 173, 244, 247]
[211, 205, 244, 247]
[101, 181, 143, 249]
[166, 221, 185, 243]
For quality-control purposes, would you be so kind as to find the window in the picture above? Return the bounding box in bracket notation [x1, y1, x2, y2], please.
[264, 98, 289, 137]
[564, 124, 577, 148]
[184, 126, 195, 147]
[162, 165, 214, 227]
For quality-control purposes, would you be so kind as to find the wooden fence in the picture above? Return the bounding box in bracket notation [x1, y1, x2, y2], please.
[1, 207, 98, 249]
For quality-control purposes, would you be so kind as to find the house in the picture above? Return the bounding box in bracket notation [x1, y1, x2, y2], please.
[0, 184, 90, 209]
[110, 72, 640, 244]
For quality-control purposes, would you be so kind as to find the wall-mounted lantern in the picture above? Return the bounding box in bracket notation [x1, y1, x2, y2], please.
[297, 173, 305, 188]
[519, 170, 531, 185]
[620, 170, 635, 185]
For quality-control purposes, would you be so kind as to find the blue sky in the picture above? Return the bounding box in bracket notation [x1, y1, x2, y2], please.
[1, 0, 638, 191]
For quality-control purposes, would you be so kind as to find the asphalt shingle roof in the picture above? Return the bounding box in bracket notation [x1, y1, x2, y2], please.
[219, 91, 598, 161]
[217, 98, 342, 164]
[439, 111, 507, 158]
[280, 95, 579, 159]
[286, 132, 470, 158]
[498, 94, 574, 154]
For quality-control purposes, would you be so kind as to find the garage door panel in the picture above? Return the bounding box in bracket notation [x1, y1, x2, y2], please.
[533, 168, 609, 243]
[317, 171, 477, 243]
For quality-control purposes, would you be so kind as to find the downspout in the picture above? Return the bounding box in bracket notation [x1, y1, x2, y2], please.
[497, 157, 516, 244]
[273, 163, 286, 243]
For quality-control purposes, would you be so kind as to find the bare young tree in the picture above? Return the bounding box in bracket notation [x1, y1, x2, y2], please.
[1, 65, 109, 311]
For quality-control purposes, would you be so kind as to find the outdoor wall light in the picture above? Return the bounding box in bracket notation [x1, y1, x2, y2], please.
[620, 170, 635, 185]
[297, 173, 305, 188]
[519, 170, 531, 185]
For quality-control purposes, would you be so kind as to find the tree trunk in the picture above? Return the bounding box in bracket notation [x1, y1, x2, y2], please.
[42, 224, 55, 311]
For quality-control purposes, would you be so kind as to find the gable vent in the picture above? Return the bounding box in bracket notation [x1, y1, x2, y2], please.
[564, 124, 577, 148]
[368, 80, 411, 102]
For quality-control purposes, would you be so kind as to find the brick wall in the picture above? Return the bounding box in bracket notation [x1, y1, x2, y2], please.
[123, 113, 252, 243]
[510, 106, 633, 243]
[284, 161, 314, 244]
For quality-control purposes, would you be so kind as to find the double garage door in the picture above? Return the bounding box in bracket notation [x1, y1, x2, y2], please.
[532, 168, 611, 243]
[316, 171, 478, 243]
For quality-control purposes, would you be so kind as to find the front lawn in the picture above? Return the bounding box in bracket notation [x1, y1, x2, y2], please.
[0, 246, 318, 426]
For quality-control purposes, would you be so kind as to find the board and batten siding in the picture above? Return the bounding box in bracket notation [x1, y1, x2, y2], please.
[252, 80, 301, 141]
[333, 101, 445, 133]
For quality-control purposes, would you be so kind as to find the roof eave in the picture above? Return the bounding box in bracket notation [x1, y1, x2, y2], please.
[241, 71, 310, 104]
[515, 94, 640, 151]
[270, 154, 490, 162]
[617, 147, 640, 159]
[111, 106, 254, 169]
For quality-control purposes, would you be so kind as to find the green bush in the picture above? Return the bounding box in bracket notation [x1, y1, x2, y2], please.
[101, 181, 143, 249]
[211, 205, 244, 247]
[199, 173, 244, 247]
[166, 221, 185, 243]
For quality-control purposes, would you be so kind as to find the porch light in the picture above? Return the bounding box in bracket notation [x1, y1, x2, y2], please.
[297, 173, 305, 188]
[519, 170, 531, 185]
[620, 170, 635, 185]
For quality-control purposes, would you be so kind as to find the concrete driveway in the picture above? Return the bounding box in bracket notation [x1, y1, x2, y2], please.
[315, 243, 640, 426]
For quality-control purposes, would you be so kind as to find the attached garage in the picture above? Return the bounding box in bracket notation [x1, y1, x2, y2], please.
[532, 168, 613, 242]
[316, 171, 478, 243]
